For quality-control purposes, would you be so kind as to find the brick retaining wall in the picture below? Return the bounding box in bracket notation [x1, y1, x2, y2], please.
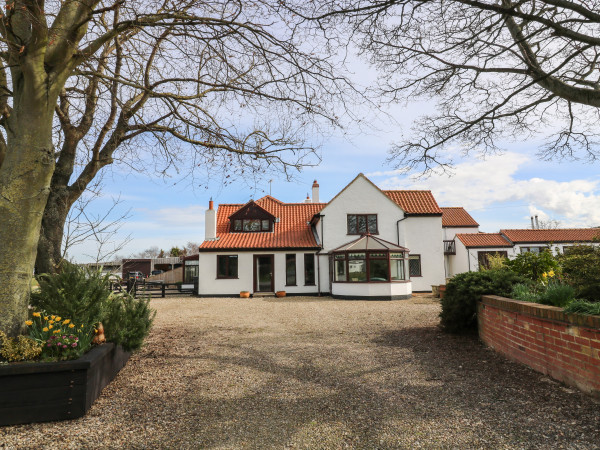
[478, 295, 600, 397]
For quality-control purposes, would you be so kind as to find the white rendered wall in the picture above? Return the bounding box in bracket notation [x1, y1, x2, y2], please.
[443, 226, 479, 240]
[317, 175, 405, 252]
[198, 251, 319, 296]
[331, 281, 412, 298]
[404, 216, 445, 290]
[449, 239, 470, 276]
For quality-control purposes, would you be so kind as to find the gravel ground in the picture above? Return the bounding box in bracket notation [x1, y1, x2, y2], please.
[1, 295, 599, 449]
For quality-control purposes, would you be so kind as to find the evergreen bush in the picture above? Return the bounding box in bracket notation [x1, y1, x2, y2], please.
[558, 245, 600, 302]
[102, 293, 156, 352]
[440, 270, 529, 334]
[31, 262, 111, 326]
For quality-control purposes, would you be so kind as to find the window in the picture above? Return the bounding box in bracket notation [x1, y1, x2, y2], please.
[304, 254, 315, 285]
[520, 246, 547, 254]
[217, 255, 238, 278]
[347, 214, 378, 234]
[184, 260, 199, 284]
[409, 255, 422, 277]
[334, 254, 347, 282]
[232, 219, 271, 232]
[286, 254, 296, 286]
[334, 251, 407, 282]
[369, 253, 389, 282]
[390, 253, 405, 281]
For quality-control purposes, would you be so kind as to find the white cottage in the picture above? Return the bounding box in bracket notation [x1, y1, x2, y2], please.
[198, 173, 447, 299]
[196, 173, 600, 297]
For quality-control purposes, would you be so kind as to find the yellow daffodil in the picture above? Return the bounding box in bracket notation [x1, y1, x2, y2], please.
[68, 323, 75, 329]
[62, 319, 70, 325]
[53, 329, 61, 334]
[542, 272, 548, 279]
[55, 316, 62, 321]
[44, 316, 49, 321]
[25, 320, 33, 326]
[48, 325, 53, 329]
[42, 327, 49, 332]
[33, 312, 41, 318]
[548, 270, 555, 277]
[80, 324, 84, 328]
[51, 315, 56, 320]
[48, 320, 54, 325]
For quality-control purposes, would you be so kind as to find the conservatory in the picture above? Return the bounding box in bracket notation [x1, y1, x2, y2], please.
[329, 234, 412, 300]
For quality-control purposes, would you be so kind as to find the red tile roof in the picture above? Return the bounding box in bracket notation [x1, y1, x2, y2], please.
[200, 196, 324, 250]
[441, 207, 479, 227]
[383, 190, 442, 215]
[456, 233, 513, 248]
[500, 229, 600, 244]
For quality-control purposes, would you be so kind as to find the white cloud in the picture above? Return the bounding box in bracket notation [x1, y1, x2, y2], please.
[374, 152, 600, 227]
[134, 205, 206, 229]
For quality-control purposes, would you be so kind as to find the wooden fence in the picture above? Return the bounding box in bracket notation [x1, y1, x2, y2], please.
[112, 280, 196, 298]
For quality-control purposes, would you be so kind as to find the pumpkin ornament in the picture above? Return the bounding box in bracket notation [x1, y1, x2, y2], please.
[92, 323, 106, 345]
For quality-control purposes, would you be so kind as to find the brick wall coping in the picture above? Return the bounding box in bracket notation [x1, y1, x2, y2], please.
[481, 295, 600, 330]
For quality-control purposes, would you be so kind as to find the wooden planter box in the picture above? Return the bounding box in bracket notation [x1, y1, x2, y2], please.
[0, 343, 130, 426]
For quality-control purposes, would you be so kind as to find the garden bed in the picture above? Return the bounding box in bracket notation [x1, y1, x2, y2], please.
[0, 343, 130, 426]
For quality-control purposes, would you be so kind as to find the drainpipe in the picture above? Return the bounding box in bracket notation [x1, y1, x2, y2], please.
[396, 216, 407, 247]
[467, 250, 471, 272]
[317, 215, 324, 296]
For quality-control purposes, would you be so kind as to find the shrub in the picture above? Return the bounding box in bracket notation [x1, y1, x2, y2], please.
[440, 270, 530, 333]
[31, 261, 111, 326]
[0, 331, 42, 362]
[102, 293, 156, 352]
[558, 245, 600, 302]
[505, 249, 560, 282]
[564, 300, 600, 316]
[538, 282, 575, 307]
[511, 283, 541, 303]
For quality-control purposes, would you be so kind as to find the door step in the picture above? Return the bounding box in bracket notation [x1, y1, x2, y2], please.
[253, 292, 275, 297]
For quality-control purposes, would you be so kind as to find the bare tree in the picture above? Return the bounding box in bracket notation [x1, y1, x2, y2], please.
[0, 0, 354, 335]
[184, 241, 200, 256]
[60, 181, 132, 266]
[537, 218, 562, 230]
[133, 246, 163, 259]
[290, 0, 600, 174]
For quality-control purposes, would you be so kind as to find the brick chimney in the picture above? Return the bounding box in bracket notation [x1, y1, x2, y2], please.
[205, 200, 217, 241]
[312, 180, 319, 203]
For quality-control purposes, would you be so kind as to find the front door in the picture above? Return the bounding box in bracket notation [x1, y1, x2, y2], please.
[254, 254, 274, 292]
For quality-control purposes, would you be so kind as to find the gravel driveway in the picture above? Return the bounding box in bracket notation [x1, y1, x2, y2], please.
[2, 296, 599, 449]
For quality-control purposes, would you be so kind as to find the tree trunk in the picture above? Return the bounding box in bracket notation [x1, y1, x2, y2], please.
[0, 116, 55, 336]
[35, 186, 71, 275]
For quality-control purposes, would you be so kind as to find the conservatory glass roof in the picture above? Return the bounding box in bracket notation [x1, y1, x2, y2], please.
[331, 234, 409, 253]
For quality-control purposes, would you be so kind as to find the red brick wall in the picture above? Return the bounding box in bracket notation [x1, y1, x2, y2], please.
[478, 295, 600, 397]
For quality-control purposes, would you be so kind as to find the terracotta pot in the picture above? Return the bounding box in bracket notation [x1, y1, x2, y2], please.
[92, 322, 106, 345]
[275, 291, 286, 298]
[240, 291, 250, 298]
[438, 285, 446, 300]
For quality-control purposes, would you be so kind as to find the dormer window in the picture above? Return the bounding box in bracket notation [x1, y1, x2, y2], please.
[233, 219, 272, 232]
[229, 200, 276, 233]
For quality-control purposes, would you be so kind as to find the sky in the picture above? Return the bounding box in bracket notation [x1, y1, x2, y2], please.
[65, 51, 600, 263]
[69, 123, 600, 263]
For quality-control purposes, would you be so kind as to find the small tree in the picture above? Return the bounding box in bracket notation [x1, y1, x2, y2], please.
[505, 250, 560, 282]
